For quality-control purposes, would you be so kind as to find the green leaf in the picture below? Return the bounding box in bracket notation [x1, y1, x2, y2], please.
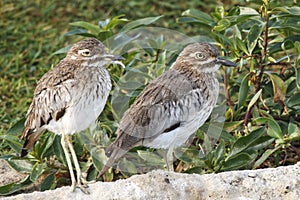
[238, 73, 251, 108]
[91, 147, 107, 172]
[227, 127, 266, 158]
[0, 176, 32, 195]
[203, 132, 212, 153]
[137, 150, 164, 165]
[226, 14, 259, 26]
[97, 30, 114, 42]
[294, 41, 300, 56]
[287, 123, 300, 139]
[51, 45, 72, 56]
[176, 17, 209, 25]
[176, 148, 198, 164]
[247, 89, 262, 111]
[52, 135, 66, 165]
[124, 65, 154, 79]
[183, 166, 204, 174]
[223, 121, 244, 133]
[119, 158, 137, 176]
[256, 117, 283, 139]
[41, 173, 55, 191]
[212, 6, 225, 21]
[121, 16, 163, 32]
[70, 21, 100, 35]
[269, 35, 300, 54]
[64, 29, 88, 37]
[39, 133, 56, 158]
[219, 130, 236, 142]
[182, 9, 214, 24]
[214, 19, 231, 32]
[104, 15, 128, 30]
[235, 37, 249, 55]
[117, 81, 145, 90]
[247, 24, 263, 54]
[0, 135, 23, 155]
[5, 158, 33, 173]
[30, 162, 47, 182]
[2, 119, 25, 153]
[222, 152, 256, 171]
[253, 145, 281, 168]
[214, 142, 225, 166]
[246, 136, 274, 152]
[267, 73, 286, 103]
[287, 92, 300, 107]
[6, 118, 25, 136]
[271, 6, 300, 17]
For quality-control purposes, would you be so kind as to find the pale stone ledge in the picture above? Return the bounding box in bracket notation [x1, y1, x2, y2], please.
[2, 162, 300, 200]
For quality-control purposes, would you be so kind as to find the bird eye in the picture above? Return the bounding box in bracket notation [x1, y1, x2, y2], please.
[195, 52, 205, 60]
[78, 49, 91, 57]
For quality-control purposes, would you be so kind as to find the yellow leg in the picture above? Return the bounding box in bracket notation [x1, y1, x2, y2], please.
[61, 131, 76, 191]
[66, 135, 90, 194]
[164, 147, 174, 171]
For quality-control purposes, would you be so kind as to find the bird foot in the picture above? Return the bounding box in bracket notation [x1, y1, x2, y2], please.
[77, 183, 90, 194]
[71, 181, 90, 194]
[81, 177, 96, 185]
[70, 176, 91, 194]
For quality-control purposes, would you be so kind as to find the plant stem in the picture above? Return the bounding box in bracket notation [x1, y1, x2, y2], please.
[242, 2, 269, 134]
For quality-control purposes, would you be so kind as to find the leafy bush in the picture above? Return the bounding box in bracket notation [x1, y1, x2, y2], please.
[1, 0, 300, 195]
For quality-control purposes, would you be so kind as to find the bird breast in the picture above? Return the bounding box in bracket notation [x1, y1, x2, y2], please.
[46, 66, 112, 135]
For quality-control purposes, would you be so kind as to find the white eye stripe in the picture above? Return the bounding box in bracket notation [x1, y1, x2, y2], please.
[70, 55, 77, 60]
[189, 52, 205, 58]
[200, 57, 216, 64]
[81, 54, 102, 60]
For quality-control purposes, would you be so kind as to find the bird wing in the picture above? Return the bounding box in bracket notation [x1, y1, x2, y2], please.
[20, 61, 77, 156]
[109, 69, 204, 152]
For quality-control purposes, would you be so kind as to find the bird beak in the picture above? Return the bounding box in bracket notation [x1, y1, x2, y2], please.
[104, 54, 125, 61]
[104, 54, 125, 68]
[216, 57, 237, 67]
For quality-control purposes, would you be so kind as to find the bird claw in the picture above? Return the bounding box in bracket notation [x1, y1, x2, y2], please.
[69, 175, 91, 194]
[71, 181, 90, 194]
[77, 183, 90, 194]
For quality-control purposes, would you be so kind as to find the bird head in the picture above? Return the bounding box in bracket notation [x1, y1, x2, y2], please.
[67, 38, 125, 68]
[175, 42, 236, 73]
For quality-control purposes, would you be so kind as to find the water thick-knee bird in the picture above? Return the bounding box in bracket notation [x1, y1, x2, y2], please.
[98, 42, 236, 178]
[20, 38, 124, 193]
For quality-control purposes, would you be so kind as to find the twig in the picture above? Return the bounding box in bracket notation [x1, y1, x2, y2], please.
[242, 2, 269, 134]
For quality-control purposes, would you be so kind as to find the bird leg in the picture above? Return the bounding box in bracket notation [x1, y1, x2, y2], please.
[60, 131, 77, 192]
[164, 147, 174, 171]
[66, 134, 90, 194]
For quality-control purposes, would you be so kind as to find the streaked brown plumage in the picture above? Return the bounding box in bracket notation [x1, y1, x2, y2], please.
[98, 42, 236, 177]
[20, 38, 124, 193]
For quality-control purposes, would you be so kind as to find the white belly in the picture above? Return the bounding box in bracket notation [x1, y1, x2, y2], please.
[144, 106, 213, 149]
[46, 95, 108, 135]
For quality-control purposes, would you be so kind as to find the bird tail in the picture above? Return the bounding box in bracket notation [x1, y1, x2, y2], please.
[97, 143, 127, 178]
[20, 127, 43, 157]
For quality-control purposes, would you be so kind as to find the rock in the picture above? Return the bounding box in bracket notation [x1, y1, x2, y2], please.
[2, 162, 300, 200]
[0, 159, 26, 187]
